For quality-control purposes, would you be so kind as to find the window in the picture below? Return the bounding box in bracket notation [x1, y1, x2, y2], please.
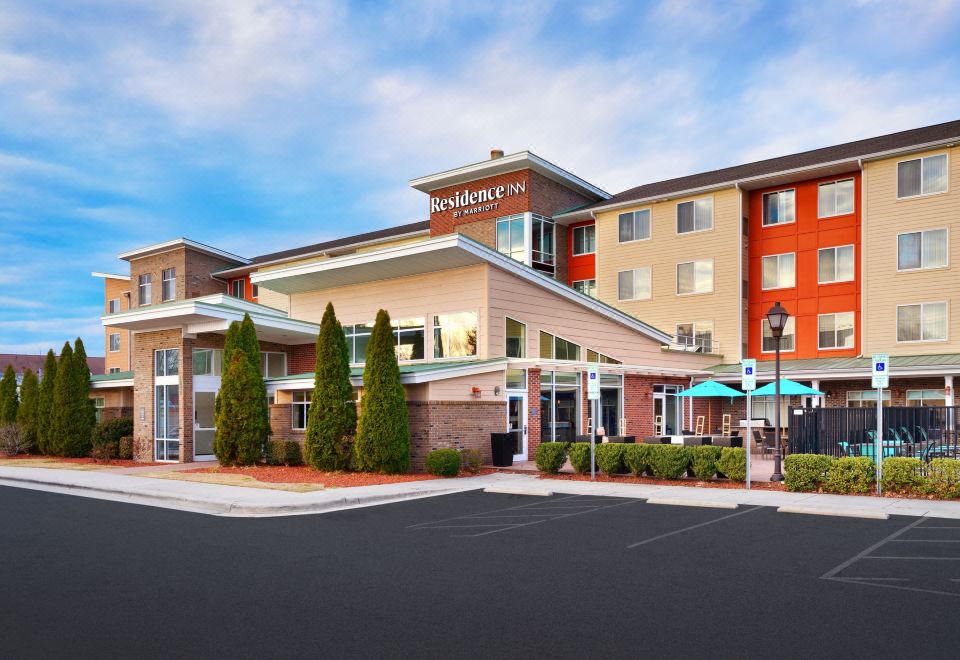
[192, 348, 223, 376]
[93, 397, 105, 424]
[762, 189, 795, 226]
[109, 333, 120, 352]
[260, 352, 287, 378]
[505, 317, 526, 359]
[292, 392, 311, 430]
[531, 214, 555, 275]
[138, 273, 152, 306]
[505, 368, 526, 390]
[539, 331, 580, 361]
[761, 317, 795, 353]
[898, 229, 948, 271]
[676, 260, 713, 295]
[161, 267, 176, 302]
[618, 209, 651, 242]
[618, 267, 651, 301]
[897, 302, 948, 342]
[540, 370, 581, 442]
[847, 390, 891, 408]
[496, 214, 526, 263]
[676, 321, 714, 352]
[572, 225, 596, 255]
[677, 198, 713, 234]
[433, 312, 478, 358]
[108, 367, 121, 374]
[818, 312, 855, 349]
[155, 348, 178, 376]
[572, 279, 597, 298]
[345, 323, 374, 363]
[907, 389, 947, 407]
[818, 179, 855, 218]
[231, 279, 245, 298]
[898, 154, 948, 198]
[586, 349, 621, 364]
[818, 245, 855, 283]
[394, 318, 425, 361]
[108, 298, 120, 314]
[761, 253, 795, 290]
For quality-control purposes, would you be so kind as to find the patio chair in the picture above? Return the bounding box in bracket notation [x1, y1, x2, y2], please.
[721, 414, 731, 437]
[899, 427, 914, 444]
[695, 416, 705, 436]
[762, 431, 778, 457]
[654, 415, 664, 436]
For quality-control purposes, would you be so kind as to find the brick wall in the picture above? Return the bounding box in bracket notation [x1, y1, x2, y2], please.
[132, 328, 182, 462]
[456, 218, 497, 250]
[269, 403, 293, 440]
[407, 400, 506, 471]
[527, 368, 542, 458]
[289, 343, 316, 375]
[623, 375, 689, 437]
[429, 170, 531, 237]
[128, 246, 236, 309]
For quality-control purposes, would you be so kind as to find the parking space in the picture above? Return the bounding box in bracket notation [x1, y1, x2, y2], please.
[4, 485, 960, 659]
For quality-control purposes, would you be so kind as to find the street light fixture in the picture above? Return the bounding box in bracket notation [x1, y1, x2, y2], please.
[766, 301, 789, 482]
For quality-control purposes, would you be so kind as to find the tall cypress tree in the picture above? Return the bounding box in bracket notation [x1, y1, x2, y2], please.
[50, 341, 74, 456]
[354, 309, 409, 474]
[213, 349, 267, 466]
[304, 303, 356, 471]
[0, 364, 17, 424]
[65, 338, 95, 457]
[239, 313, 270, 445]
[16, 369, 39, 451]
[36, 350, 57, 454]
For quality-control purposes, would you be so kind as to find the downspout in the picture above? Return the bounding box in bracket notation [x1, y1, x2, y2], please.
[858, 158, 865, 359]
[736, 182, 743, 363]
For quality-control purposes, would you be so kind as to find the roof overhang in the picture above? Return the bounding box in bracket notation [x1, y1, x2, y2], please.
[91, 378, 134, 389]
[267, 358, 509, 392]
[409, 151, 610, 200]
[118, 238, 250, 265]
[708, 364, 960, 383]
[101, 294, 318, 344]
[91, 271, 128, 281]
[507, 358, 711, 378]
[251, 234, 673, 345]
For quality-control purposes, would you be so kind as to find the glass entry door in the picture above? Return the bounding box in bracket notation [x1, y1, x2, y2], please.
[155, 384, 180, 461]
[193, 390, 217, 461]
[507, 393, 527, 460]
[652, 385, 683, 435]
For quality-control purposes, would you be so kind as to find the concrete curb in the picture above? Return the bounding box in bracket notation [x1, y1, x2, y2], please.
[646, 497, 738, 510]
[777, 505, 889, 520]
[482, 485, 553, 497]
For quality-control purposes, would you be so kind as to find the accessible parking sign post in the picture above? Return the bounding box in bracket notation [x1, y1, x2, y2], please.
[741, 359, 756, 490]
[588, 365, 600, 481]
[872, 354, 889, 495]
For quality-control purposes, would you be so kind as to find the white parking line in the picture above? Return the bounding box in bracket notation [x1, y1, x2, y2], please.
[627, 506, 762, 549]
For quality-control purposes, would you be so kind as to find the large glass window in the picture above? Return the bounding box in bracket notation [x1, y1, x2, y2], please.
[677, 260, 713, 295]
[677, 198, 713, 234]
[260, 352, 287, 378]
[762, 189, 795, 226]
[108, 298, 120, 314]
[818, 179, 855, 217]
[818, 245, 855, 283]
[539, 331, 580, 361]
[395, 318, 425, 361]
[531, 214, 555, 275]
[676, 321, 714, 352]
[292, 391, 311, 430]
[540, 371, 581, 443]
[618, 209, 651, 242]
[433, 312, 478, 358]
[572, 225, 596, 255]
[586, 349, 621, 364]
[138, 273, 152, 306]
[898, 154, 948, 198]
[193, 348, 223, 376]
[847, 390, 891, 408]
[109, 333, 120, 352]
[505, 317, 526, 358]
[618, 267, 651, 301]
[572, 279, 596, 298]
[898, 229, 948, 270]
[162, 267, 176, 302]
[762, 317, 795, 353]
[231, 279, 244, 298]
[93, 397, 105, 424]
[496, 214, 526, 263]
[154, 384, 180, 459]
[345, 323, 374, 364]
[907, 389, 947, 407]
[762, 253, 795, 290]
[898, 302, 947, 342]
[155, 348, 178, 376]
[599, 373, 623, 437]
[505, 368, 526, 390]
[818, 312, 855, 349]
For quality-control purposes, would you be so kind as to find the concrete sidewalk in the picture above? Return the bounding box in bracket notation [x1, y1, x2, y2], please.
[2, 465, 960, 519]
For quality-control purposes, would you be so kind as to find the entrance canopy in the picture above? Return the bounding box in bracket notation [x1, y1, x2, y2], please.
[752, 378, 824, 397]
[675, 380, 744, 398]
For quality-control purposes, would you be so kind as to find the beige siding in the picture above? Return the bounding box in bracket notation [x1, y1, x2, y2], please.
[256, 287, 290, 313]
[355, 235, 428, 253]
[593, 187, 742, 363]
[288, 265, 488, 358]
[863, 146, 960, 355]
[426, 370, 504, 402]
[486, 266, 713, 370]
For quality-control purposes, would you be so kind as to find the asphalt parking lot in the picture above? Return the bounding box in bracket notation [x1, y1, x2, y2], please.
[2, 486, 960, 659]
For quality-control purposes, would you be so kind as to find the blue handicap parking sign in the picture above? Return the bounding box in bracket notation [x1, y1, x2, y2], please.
[877, 363, 885, 371]
[745, 367, 753, 375]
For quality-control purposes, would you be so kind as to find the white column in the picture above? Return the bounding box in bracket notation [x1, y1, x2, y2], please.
[811, 379, 821, 408]
[946, 375, 955, 407]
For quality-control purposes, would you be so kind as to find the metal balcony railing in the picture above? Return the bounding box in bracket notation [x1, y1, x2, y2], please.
[667, 335, 719, 354]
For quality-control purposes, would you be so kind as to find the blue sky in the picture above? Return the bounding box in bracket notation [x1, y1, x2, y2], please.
[2, 0, 959, 356]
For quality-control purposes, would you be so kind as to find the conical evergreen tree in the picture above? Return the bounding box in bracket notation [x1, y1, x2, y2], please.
[239, 313, 270, 445]
[0, 364, 17, 424]
[68, 337, 96, 456]
[36, 350, 57, 454]
[213, 349, 268, 466]
[354, 309, 409, 473]
[16, 368, 39, 451]
[304, 303, 357, 471]
[49, 342, 74, 456]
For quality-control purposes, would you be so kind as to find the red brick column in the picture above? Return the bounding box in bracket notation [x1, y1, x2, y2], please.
[270, 403, 292, 440]
[581, 371, 590, 437]
[624, 375, 653, 438]
[527, 369, 541, 458]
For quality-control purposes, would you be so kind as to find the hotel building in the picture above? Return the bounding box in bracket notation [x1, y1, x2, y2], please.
[89, 120, 960, 466]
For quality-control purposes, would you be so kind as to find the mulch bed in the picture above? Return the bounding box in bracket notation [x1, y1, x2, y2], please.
[1, 454, 161, 468]
[186, 465, 497, 486]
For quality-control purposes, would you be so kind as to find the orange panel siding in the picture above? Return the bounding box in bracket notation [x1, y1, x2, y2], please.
[567, 220, 596, 286]
[747, 172, 862, 361]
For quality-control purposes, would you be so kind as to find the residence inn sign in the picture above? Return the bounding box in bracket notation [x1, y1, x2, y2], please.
[431, 180, 527, 218]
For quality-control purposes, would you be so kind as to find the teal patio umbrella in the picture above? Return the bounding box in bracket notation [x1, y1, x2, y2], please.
[675, 380, 744, 434]
[752, 378, 824, 397]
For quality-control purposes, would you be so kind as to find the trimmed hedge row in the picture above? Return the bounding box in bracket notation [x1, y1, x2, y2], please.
[533, 442, 747, 482]
[784, 454, 960, 498]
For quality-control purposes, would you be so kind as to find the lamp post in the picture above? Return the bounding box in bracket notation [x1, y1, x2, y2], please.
[767, 301, 789, 482]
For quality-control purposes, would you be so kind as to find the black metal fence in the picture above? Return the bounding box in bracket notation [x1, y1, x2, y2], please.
[789, 406, 960, 462]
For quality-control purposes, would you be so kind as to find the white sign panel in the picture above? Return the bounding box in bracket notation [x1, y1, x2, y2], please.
[587, 366, 600, 400]
[741, 359, 757, 392]
[872, 353, 889, 389]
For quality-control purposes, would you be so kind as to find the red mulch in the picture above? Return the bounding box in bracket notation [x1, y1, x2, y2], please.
[533, 471, 785, 491]
[185, 465, 497, 486]
[2, 454, 162, 468]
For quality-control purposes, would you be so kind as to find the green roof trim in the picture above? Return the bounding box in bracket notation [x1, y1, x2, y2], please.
[90, 370, 134, 382]
[708, 353, 960, 375]
[266, 358, 507, 382]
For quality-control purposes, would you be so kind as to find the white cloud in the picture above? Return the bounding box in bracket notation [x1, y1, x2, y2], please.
[0, 296, 44, 310]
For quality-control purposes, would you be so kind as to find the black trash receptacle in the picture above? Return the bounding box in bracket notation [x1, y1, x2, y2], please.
[490, 433, 514, 467]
